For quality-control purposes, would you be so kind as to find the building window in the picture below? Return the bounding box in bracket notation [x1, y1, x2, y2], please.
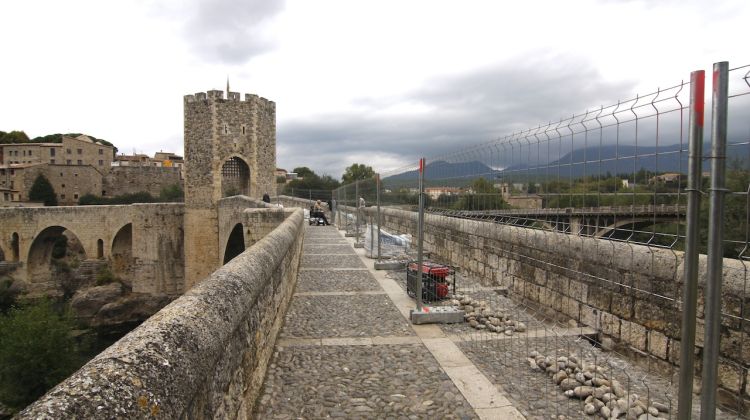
[77, 160, 82, 165]
[74, 173, 78, 177]
[22, 151, 26, 156]
[77, 149, 82, 154]
[99, 160, 103, 166]
[50, 159, 55, 164]
[61, 184, 65, 188]
[50, 148, 55, 156]
[66, 149, 71, 154]
[28, 150, 32, 156]
[242, 125, 246, 135]
[74, 193, 79, 199]
[99, 149, 103, 155]
[66, 159, 71, 165]
[60, 194, 65, 199]
[102, 190, 107, 196]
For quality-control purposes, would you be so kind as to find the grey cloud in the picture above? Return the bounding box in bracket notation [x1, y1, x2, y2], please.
[181, 0, 285, 64]
[277, 55, 636, 176]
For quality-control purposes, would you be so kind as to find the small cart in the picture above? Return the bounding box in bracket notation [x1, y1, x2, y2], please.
[406, 261, 455, 302]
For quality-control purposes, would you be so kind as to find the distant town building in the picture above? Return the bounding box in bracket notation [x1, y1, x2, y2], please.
[649, 172, 681, 185]
[425, 187, 462, 200]
[0, 138, 183, 206]
[114, 151, 184, 170]
[496, 182, 543, 209]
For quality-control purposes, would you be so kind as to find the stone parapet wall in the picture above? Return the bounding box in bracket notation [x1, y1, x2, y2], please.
[18, 207, 305, 419]
[369, 206, 750, 399]
[218, 196, 288, 264]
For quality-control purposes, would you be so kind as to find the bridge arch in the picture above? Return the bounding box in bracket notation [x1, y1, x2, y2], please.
[27, 226, 87, 283]
[111, 223, 134, 282]
[221, 155, 251, 197]
[223, 223, 245, 264]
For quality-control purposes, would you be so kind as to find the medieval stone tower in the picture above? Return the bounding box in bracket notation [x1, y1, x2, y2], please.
[183, 89, 276, 287]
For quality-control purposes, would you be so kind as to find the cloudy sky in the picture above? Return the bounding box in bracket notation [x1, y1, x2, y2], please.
[1, 0, 748, 178]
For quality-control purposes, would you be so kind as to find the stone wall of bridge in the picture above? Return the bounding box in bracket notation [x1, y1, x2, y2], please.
[366, 206, 750, 400]
[19, 207, 305, 419]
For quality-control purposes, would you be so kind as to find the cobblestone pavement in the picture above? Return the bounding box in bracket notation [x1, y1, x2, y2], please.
[301, 254, 367, 269]
[295, 270, 382, 293]
[280, 294, 415, 338]
[255, 226, 480, 419]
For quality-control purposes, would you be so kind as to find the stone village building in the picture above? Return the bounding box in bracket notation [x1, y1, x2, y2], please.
[0, 135, 183, 206]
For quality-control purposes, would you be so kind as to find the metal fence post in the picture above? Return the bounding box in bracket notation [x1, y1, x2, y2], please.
[700, 61, 729, 420]
[677, 69, 705, 419]
[416, 158, 426, 313]
[376, 173, 382, 262]
[355, 181, 360, 242]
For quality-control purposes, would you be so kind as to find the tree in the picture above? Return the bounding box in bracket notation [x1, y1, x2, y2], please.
[453, 178, 508, 211]
[28, 174, 58, 206]
[0, 131, 30, 144]
[159, 184, 184, 202]
[0, 300, 81, 411]
[342, 163, 375, 184]
[292, 167, 315, 178]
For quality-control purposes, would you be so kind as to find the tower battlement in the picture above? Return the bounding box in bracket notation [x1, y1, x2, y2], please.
[184, 91, 275, 107]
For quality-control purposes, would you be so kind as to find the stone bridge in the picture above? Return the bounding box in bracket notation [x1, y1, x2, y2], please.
[0, 204, 184, 296]
[440, 204, 686, 237]
[0, 196, 284, 298]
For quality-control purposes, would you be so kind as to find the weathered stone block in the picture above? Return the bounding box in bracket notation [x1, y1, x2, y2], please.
[648, 330, 669, 360]
[621, 320, 647, 351]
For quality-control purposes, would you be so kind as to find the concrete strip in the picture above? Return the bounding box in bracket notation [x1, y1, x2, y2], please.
[299, 267, 370, 271]
[321, 337, 373, 346]
[371, 336, 422, 345]
[294, 291, 386, 296]
[276, 338, 322, 347]
[276, 336, 421, 347]
[442, 365, 512, 409]
[340, 230, 527, 419]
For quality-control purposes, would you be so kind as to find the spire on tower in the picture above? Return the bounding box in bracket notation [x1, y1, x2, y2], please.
[226, 77, 230, 97]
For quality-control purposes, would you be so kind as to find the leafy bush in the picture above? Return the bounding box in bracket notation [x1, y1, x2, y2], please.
[0, 300, 80, 411]
[159, 184, 184, 202]
[79, 191, 157, 205]
[95, 267, 117, 286]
